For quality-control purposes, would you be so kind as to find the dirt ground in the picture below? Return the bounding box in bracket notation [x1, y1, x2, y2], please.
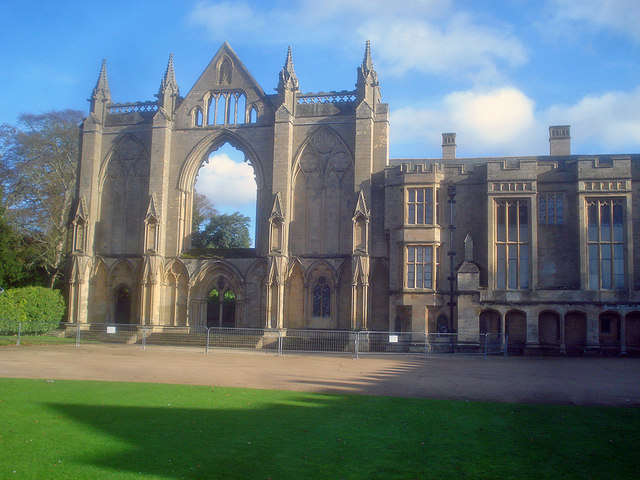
[1, 345, 639, 406]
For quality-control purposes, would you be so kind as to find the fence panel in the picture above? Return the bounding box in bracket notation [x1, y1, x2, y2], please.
[2, 322, 508, 358]
[142, 325, 208, 350]
[0, 321, 73, 346]
[355, 331, 427, 357]
[280, 329, 353, 354]
[426, 333, 508, 356]
[206, 327, 279, 353]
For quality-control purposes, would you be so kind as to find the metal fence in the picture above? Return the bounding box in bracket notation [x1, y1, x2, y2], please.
[1, 322, 508, 357]
[426, 333, 508, 357]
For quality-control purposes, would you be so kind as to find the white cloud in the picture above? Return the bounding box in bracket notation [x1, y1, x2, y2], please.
[187, 1, 258, 37]
[186, 0, 527, 83]
[391, 87, 540, 156]
[392, 85, 640, 157]
[360, 14, 527, 81]
[549, 0, 640, 43]
[543, 86, 640, 152]
[195, 153, 257, 211]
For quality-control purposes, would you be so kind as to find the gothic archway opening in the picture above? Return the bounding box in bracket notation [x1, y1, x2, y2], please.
[206, 288, 236, 328]
[114, 286, 131, 324]
[505, 310, 527, 354]
[192, 142, 257, 249]
[479, 309, 501, 335]
[599, 311, 621, 354]
[538, 310, 560, 347]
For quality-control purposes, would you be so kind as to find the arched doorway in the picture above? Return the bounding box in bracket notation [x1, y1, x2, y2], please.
[505, 310, 527, 354]
[206, 288, 237, 328]
[564, 311, 587, 355]
[625, 312, 640, 354]
[114, 286, 131, 324]
[479, 309, 501, 334]
[436, 313, 449, 333]
[599, 311, 621, 354]
[538, 311, 560, 349]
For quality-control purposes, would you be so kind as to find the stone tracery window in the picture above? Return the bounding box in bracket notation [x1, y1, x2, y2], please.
[539, 192, 564, 225]
[587, 198, 625, 290]
[200, 92, 248, 126]
[312, 276, 331, 317]
[495, 199, 530, 290]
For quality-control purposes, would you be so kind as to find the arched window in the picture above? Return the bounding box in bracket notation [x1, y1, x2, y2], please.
[207, 288, 237, 328]
[312, 276, 331, 318]
[249, 106, 257, 124]
[236, 94, 246, 124]
[195, 107, 203, 127]
[206, 96, 215, 125]
[216, 95, 226, 125]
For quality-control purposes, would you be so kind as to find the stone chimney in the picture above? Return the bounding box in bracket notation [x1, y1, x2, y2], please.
[442, 132, 456, 159]
[549, 125, 570, 156]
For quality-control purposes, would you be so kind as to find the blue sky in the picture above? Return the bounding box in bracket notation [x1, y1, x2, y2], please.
[2, 0, 640, 235]
[2, 0, 640, 158]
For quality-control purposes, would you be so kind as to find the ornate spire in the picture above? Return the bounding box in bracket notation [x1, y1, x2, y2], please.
[363, 41, 374, 77]
[92, 59, 111, 102]
[358, 40, 378, 86]
[159, 53, 179, 97]
[278, 45, 299, 92]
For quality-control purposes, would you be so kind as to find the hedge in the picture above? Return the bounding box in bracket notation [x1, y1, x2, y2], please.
[0, 286, 65, 335]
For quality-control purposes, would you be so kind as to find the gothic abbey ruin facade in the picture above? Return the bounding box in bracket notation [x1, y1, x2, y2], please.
[68, 43, 640, 354]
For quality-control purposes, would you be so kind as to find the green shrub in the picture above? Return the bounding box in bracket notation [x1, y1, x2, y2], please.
[0, 286, 65, 335]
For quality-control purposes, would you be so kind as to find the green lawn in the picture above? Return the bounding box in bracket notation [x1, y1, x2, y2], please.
[0, 378, 637, 479]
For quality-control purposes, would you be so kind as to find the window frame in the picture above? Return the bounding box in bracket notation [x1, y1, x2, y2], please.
[539, 192, 564, 225]
[494, 198, 531, 290]
[405, 244, 439, 290]
[405, 186, 439, 226]
[585, 197, 625, 290]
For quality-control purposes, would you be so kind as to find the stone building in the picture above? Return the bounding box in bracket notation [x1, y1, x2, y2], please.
[68, 43, 640, 354]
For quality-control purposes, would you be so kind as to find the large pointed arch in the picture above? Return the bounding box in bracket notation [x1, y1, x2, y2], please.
[178, 130, 264, 193]
[189, 259, 245, 327]
[98, 134, 151, 189]
[97, 134, 150, 255]
[291, 125, 354, 176]
[290, 125, 355, 255]
[177, 130, 265, 253]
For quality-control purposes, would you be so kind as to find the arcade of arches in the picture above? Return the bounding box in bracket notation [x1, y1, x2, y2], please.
[67, 43, 640, 355]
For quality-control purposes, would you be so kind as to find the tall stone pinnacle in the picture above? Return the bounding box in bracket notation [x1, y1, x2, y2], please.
[358, 40, 378, 85]
[278, 45, 299, 91]
[92, 59, 111, 102]
[159, 53, 179, 97]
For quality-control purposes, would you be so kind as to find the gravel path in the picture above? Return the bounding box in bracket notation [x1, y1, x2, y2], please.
[1, 345, 639, 406]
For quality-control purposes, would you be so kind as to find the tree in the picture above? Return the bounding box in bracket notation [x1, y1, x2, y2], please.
[194, 212, 251, 249]
[0, 110, 83, 288]
[192, 191, 218, 234]
[0, 198, 26, 287]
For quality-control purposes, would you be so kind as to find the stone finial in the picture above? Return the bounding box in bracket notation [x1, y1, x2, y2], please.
[92, 59, 111, 102]
[464, 233, 474, 261]
[278, 45, 299, 92]
[159, 53, 179, 97]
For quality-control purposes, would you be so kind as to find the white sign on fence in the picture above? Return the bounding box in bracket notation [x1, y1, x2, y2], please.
[389, 334, 398, 343]
[106, 326, 116, 334]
